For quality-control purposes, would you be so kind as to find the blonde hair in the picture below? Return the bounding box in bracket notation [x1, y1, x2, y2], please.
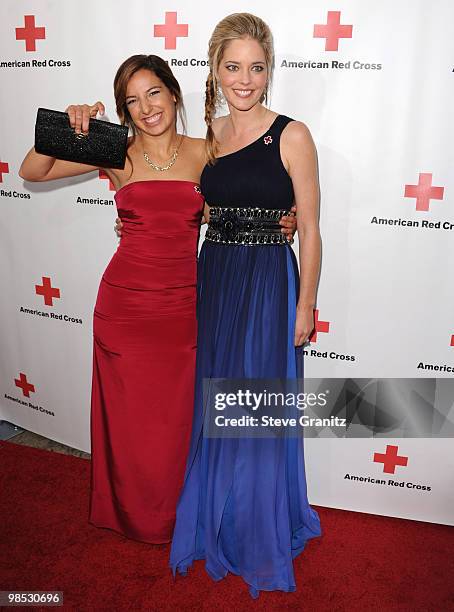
[205, 13, 275, 164]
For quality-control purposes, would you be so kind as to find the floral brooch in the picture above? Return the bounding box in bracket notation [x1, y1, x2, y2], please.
[264, 135, 273, 145]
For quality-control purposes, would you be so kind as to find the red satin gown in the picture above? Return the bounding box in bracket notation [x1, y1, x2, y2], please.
[89, 180, 203, 543]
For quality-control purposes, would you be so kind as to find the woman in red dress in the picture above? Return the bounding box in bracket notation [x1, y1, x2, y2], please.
[19, 54, 296, 543]
[20, 55, 206, 543]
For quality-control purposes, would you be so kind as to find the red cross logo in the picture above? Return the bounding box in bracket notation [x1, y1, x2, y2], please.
[15, 372, 35, 398]
[35, 276, 60, 306]
[0, 161, 9, 183]
[99, 170, 115, 191]
[309, 309, 330, 342]
[16, 15, 46, 52]
[154, 12, 188, 49]
[314, 11, 353, 51]
[373, 445, 408, 474]
[404, 173, 444, 212]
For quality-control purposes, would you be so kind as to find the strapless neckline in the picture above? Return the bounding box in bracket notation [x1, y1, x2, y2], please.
[115, 179, 201, 197]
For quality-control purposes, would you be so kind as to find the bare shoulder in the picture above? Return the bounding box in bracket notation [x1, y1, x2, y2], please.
[183, 135, 205, 150]
[108, 135, 136, 186]
[183, 135, 207, 164]
[281, 120, 317, 176]
[281, 120, 315, 151]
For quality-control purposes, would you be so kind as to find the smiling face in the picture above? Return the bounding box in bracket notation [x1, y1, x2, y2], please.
[217, 37, 268, 112]
[124, 68, 177, 135]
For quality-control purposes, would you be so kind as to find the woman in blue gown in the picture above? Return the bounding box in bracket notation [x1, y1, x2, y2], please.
[170, 13, 322, 597]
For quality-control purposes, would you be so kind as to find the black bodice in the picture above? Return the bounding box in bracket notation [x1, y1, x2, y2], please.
[200, 115, 295, 211]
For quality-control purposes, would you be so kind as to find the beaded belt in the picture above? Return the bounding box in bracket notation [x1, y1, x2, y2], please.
[205, 206, 291, 246]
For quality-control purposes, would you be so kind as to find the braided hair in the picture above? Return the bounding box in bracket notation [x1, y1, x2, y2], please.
[204, 13, 275, 164]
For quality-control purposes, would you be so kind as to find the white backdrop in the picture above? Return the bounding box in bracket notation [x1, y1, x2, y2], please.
[1, 0, 453, 526]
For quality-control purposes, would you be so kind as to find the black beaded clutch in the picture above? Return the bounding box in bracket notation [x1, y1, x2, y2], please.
[34, 107, 129, 169]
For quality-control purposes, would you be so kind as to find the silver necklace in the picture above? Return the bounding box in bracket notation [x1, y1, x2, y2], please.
[143, 148, 179, 172]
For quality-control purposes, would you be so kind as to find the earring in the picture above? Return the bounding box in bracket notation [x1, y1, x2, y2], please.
[261, 85, 269, 105]
[216, 87, 225, 105]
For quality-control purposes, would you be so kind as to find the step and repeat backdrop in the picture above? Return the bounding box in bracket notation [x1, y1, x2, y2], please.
[1, 0, 453, 525]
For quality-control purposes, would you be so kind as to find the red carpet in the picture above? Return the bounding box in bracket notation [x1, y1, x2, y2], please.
[1, 440, 453, 611]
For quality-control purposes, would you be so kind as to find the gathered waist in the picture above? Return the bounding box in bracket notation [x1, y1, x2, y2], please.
[206, 206, 291, 246]
[102, 249, 196, 290]
[117, 233, 199, 258]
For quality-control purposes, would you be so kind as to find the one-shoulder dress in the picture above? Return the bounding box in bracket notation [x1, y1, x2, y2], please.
[170, 116, 322, 596]
[89, 180, 203, 543]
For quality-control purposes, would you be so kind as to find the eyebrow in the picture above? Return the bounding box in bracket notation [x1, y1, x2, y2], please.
[223, 60, 266, 65]
[125, 86, 161, 99]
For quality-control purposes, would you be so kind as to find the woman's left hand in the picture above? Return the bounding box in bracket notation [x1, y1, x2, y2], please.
[114, 217, 123, 237]
[279, 205, 297, 242]
[294, 305, 314, 346]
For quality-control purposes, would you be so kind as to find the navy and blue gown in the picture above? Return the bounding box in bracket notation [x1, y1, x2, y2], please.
[169, 115, 321, 597]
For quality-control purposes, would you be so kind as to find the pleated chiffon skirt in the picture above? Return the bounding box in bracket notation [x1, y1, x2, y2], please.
[170, 241, 321, 597]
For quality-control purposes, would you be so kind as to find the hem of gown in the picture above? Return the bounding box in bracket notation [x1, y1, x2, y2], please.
[172, 557, 299, 599]
[90, 489, 175, 545]
[291, 520, 323, 558]
[170, 527, 321, 598]
[89, 518, 172, 545]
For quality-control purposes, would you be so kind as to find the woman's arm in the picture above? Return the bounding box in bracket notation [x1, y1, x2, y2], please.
[203, 202, 210, 224]
[282, 121, 321, 346]
[19, 148, 99, 182]
[19, 102, 105, 182]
